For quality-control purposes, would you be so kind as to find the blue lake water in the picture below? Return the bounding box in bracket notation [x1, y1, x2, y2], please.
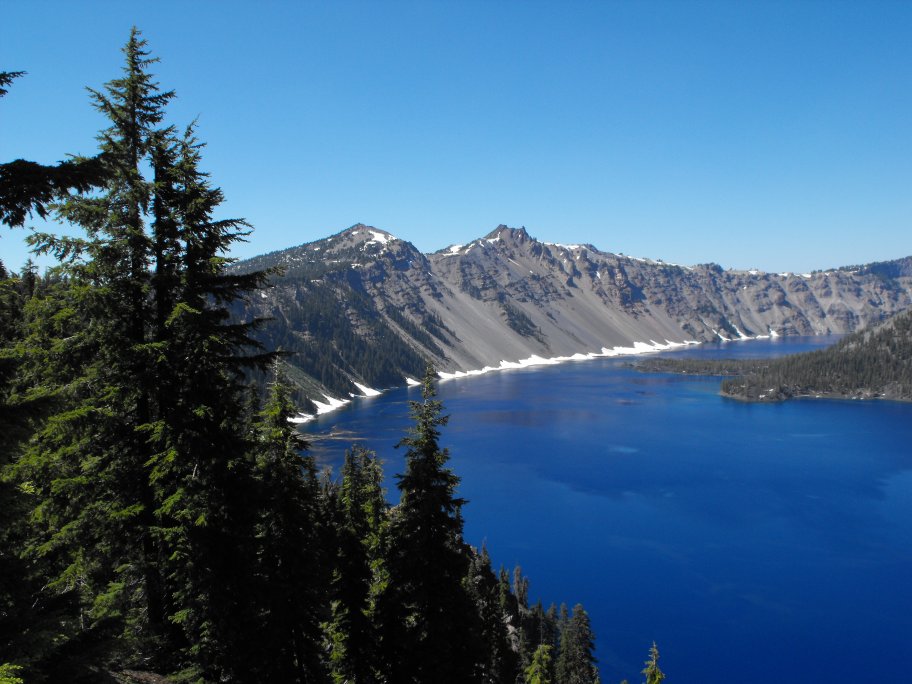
[303, 337, 912, 683]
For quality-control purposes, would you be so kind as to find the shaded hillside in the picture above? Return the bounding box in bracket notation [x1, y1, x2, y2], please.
[234, 224, 912, 407]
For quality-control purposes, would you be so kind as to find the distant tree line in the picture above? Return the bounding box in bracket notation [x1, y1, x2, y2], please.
[1, 32, 664, 684]
[635, 312, 912, 402]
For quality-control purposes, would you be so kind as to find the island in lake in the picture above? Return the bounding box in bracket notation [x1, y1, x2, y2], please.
[635, 308, 912, 402]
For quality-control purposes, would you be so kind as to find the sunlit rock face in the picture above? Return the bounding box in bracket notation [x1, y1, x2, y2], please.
[235, 224, 912, 404]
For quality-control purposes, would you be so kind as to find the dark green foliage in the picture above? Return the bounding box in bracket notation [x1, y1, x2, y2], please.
[238, 277, 431, 401]
[327, 446, 387, 684]
[0, 156, 108, 229]
[721, 310, 912, 401]
[248, 363, 327, 683]
[3, 28, 618, 684]
[555, 604, 598, 684]
[465, 547, 518, 683]
[6, 28, 276, 681]
[843, 255, 912, 280]
[636, 309, 912, 402]
[0, 70, 25, 97]
[374, 367, 485, 683]
[0, 70, 107, 229]
[501, 299, 545, 343]
[13, 29, 179, 673]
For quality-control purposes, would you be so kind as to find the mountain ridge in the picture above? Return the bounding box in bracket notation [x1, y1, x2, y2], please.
[234, 224, 912, 413]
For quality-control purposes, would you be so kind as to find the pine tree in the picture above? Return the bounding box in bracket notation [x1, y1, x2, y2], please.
[525, 644, 553, 684]
[465, 546, 518, 683]
[248, 361, 326, 682]
[15, 29, 271, 679]
[555, 604, 598, 684]
[0, 69, 108, 679]
[327, 446, 388, 684]
[375, 366, 484, 683]
[641, 642, 665, 684]
[15, 28, 177, 670]
[142, 122, 274, 680]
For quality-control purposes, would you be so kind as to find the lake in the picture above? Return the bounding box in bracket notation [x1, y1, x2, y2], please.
[302, 336, 912, 684]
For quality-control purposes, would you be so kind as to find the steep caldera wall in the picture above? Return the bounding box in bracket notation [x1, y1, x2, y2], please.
[235, 224, 912, 409]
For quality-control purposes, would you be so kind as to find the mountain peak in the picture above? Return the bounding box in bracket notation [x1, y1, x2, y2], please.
[342, 224, 398, 246]
[484, 225, 531, 242]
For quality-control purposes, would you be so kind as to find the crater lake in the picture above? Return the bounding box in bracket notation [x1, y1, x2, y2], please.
[302, 336, 912, 684]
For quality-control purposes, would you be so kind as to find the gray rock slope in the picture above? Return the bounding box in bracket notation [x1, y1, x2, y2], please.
[236, 224, 912, 406]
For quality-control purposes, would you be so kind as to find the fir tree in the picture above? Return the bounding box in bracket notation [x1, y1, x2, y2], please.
[465, 546, 518, 683]
[641, 642, 665, 684]
[16, 29, 271, 679]
[16, 28, 177, 667]
[327, 446, 388, 684]
[555, 604, 598, 684]
[375, 367, 484, 683]
[248, 361, 326, 682]
[0, 71, 106, 230]
[525, 644, 554, 684]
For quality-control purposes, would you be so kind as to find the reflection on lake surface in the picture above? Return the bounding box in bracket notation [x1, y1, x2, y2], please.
[303, 337, 912, 683]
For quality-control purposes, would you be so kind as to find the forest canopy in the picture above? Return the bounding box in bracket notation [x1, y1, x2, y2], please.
[0, 29, 665, 684]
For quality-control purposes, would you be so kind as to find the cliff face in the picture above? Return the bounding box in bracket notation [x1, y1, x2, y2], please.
[236, 224, 912, 406]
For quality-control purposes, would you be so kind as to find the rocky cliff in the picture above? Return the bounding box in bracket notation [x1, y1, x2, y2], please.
[235, 224, 912, 411]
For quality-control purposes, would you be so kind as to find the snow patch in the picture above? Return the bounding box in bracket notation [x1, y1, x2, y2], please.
[405, 376, 421, 387]
[312, 394, 351, 415]
[358, 229, 394, 246]
[353, 381, 382, 397]
[436, 339, 703, 383]
[545, 242, 582, 251]
[731, 325, 751, 341]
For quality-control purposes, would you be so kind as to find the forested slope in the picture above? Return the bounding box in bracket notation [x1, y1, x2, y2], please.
[236, 222, 912, 408]
[720, 308, 912, 401]
[637, 309, 912, 402]
[1, 32, 663, 684]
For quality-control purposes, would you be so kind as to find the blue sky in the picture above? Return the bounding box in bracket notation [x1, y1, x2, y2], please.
[2, 0, 910, 273]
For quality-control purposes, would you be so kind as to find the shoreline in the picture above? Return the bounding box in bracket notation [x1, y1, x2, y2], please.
[720, 388, 912, 404]
[292, 331, 784, 424]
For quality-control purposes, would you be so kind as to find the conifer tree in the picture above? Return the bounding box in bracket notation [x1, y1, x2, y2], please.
[328, 446, 388, 684]
[16, 29, 271, 678]
[641, 642, 665, 684]
[248, 361, 326, 682]
[375, 367, 484, 683]
[0, 69, 109, 679]
[525, 644, 554, 684]
[465, 546, 518, 683]
[555, 604, 598, 684]
[17, 28, 177, 669]
[140, 122, 274, 681]
[0, 71, 106, 230]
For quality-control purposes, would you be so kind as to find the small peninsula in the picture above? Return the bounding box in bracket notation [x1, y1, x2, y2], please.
[636, 308, 912, 402]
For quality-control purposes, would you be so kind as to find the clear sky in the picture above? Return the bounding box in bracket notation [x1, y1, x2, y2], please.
[2, 0, 910, 273]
